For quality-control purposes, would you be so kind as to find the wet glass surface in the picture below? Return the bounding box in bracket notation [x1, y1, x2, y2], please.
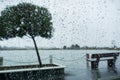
[0, 0, 120, 80]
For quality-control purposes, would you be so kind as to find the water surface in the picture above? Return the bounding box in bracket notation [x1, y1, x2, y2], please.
[0, 50, 120, 80]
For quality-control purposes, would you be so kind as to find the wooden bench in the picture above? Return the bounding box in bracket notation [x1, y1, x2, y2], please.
[86, 53, 120, 69]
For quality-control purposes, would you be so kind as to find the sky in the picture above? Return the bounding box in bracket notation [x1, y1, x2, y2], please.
[0, 0, 120, 48]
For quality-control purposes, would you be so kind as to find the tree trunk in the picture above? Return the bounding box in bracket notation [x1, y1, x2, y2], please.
[31, 36, 42, 67]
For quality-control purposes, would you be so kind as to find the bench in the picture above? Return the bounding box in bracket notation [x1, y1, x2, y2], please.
[86, 53, 120, 69]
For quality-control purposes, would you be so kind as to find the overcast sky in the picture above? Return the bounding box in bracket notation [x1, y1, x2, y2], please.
[0, 0, 120, 48]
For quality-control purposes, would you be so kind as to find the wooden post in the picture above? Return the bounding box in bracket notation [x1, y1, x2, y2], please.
[91, 61, 98, 69]
[113, 54, 117, 68]
[91, 54, 99, 69]
[0, 57, 3, 65]
[107, 59, 114, 67]
[86, 54, 89, 67]
[86, 54, 89, 60]
[49, 55, 53, 64]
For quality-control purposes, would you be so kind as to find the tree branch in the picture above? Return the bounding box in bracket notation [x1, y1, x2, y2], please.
[26, 35, 32, 38]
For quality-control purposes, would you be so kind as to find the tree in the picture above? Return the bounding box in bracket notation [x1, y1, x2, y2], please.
[74, 44, 80, 49]
[63, 46, 67, 49]
[0, 17, 7, 40]
[70, 44, 80, 49]
[0, 3, 54, 66]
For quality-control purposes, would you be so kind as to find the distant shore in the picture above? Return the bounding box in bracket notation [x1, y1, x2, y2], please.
[0, 47, 120, 50]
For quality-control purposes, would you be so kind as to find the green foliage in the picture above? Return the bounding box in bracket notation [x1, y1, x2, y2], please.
[0, 2, 53, 39]
[0, 2, 54, 66]
[0, 17, 7, 40]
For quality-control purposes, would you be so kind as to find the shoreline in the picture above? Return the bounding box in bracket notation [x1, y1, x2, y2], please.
[0, 48, 120, 51]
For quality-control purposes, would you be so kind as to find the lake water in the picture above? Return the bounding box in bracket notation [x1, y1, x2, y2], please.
[0, 50, 120, 80]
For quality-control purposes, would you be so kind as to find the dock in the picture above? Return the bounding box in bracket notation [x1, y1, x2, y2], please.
[86, 52, 120, 69]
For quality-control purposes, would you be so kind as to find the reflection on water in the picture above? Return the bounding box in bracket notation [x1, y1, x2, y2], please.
[91, 69, 101, 80]
[0, 50, 120, 80]
[90, 67, 118, 80]
[107, 67, 118, 74]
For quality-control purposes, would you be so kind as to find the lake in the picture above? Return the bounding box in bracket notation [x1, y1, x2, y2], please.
[0, 50, 120, 80]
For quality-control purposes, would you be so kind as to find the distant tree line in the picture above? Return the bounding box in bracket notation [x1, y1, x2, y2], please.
[63, 44, 120, 50]
[63, 44, 80, 50]
[63, 44, 80, 49]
